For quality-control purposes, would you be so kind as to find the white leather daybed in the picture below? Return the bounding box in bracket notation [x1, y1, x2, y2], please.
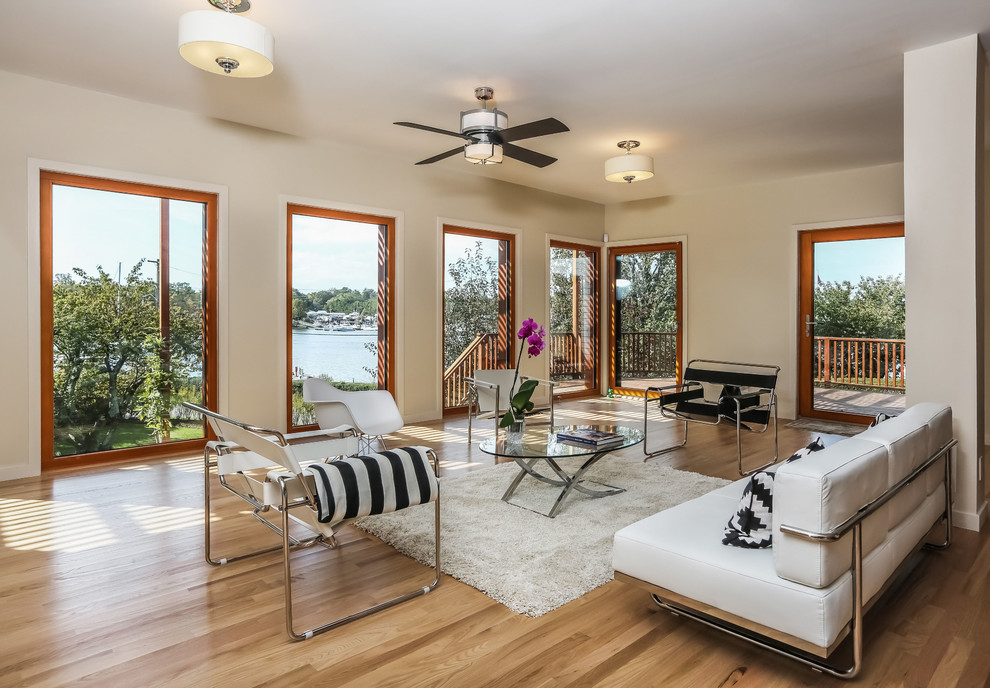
[613, 402, 954, 679]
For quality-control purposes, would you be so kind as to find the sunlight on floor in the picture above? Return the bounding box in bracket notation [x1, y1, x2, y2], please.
[0, 497, 215, 552]
[163, 456, 207, 473]
[398, 425, 480, 444]
[0, 498, 117, 552]
[121, 503, 205, 534]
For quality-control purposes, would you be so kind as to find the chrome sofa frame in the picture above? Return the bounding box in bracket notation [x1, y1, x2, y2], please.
[620, 438, 955, 679]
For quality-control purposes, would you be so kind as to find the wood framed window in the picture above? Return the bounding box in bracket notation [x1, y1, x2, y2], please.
[441, 225, 516, 411]
[287, 204, 396, 429]
[40, 171, 218, 468]
[607, 242, 683, 397]
[549, 240, 600, 396]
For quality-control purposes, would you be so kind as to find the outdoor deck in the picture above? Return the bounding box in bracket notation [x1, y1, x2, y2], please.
[449, 332, 907, 418]
[812, 386, 905, 416]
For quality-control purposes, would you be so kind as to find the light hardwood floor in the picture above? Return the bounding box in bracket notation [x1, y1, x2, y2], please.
[1, 396, 988, 687]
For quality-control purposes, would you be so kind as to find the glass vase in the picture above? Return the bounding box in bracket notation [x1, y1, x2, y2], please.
[505, 416, 526, 444]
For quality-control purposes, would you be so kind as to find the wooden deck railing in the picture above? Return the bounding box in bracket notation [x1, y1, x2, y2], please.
[814, 336, 905, 390]
[549, 332, 582, 378]
[442, 333, 501, 408]
[617, 331, 678, 378]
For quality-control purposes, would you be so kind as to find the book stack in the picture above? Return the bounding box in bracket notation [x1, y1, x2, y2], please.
[556, 428, 624, 447]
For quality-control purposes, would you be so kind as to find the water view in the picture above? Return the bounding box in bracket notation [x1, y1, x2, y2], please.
[292, 328, 377, 384]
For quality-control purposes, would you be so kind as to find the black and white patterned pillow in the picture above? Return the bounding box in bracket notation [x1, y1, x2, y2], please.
[870, 412, 894, 427]
[722, 437, 825, 549]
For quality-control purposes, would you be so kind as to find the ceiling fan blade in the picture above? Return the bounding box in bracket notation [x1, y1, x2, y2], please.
[502, 142, 557, 168]
[498, 117, 569, 143]
[394, 121, 470, 140]
[415, 147, 464, 165]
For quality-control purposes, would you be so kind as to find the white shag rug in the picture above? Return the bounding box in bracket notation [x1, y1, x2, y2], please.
[354, 458, 729, 617]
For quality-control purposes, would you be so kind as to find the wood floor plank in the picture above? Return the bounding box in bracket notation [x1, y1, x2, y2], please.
[1, 396, 988, 687]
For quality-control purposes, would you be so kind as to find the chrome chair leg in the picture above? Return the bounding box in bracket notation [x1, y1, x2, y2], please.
[279, 450, 442, 641]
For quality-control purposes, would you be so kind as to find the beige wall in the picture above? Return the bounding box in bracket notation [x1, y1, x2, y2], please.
[904, 35, 986, 530]
[604, 163, 905, 418]
[0, 69, 603, 480]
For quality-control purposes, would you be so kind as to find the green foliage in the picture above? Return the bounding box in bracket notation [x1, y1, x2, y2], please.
[52, 261, 203, 455]
[292, 298, 308, 320]
[498, 378, 538, 427]
[616, 251, 678, 332]
[444, 241, 500, 370]
[134, 336, 184, 442]
[291, 287, 377, 320]
[813, 275, 905, 339]
[549, 248, 576, 333]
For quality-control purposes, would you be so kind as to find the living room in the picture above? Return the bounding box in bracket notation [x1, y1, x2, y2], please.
[2, 2, 990, 685]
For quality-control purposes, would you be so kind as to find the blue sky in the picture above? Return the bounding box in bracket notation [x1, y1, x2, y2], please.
[815, 236, 904, 285]
[54, 184, 904, 296]
[52, 185, 203, 286]
[291, 215, 379, 292]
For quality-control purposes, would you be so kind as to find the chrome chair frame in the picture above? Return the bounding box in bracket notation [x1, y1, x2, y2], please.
[184, 402, 441, 641]
[642, 439, 955, 679]
[643, 359, 780, 475]
[463, 372, 557, 443]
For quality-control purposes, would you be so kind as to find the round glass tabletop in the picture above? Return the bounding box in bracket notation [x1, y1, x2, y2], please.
[478, 424, 645, 459]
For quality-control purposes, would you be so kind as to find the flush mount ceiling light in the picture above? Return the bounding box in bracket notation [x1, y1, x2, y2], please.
[605, 140, 655, 183]
[178, 0, 274, 78]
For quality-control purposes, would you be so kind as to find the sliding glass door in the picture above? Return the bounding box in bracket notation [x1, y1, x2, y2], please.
[798, 223, 905, 422]
[549, 240, 599, 395]
[608, 242, 682, 396]
[441, 226, 515, 411]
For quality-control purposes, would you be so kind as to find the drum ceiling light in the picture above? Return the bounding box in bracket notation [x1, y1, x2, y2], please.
[178, 0, 274, 78]
[604, 140, 654, 183]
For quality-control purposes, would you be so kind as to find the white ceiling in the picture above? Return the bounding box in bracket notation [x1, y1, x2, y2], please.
[2, 1, 990, 204]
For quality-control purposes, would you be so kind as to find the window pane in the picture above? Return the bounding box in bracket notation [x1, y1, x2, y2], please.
[442, 230, 513, 409]
[549, 244, 598, 394]
[168, 200, 207, 440]
[290, 213, 383, 427]
[614, 249, 679, 391]
[811, 235, 905, 415]
[50, 186, 207, 456]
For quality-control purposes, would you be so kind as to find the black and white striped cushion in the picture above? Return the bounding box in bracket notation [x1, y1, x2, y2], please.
[304, 446, 438, 525]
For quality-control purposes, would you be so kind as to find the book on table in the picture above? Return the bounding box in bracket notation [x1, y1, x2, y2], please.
[556, 428, 624, 447]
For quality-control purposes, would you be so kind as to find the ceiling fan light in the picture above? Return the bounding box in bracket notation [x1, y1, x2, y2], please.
[465, 142, 504, 165]
[605, 153, 654, 183]
[178, 10, 274, 77]
[460, 108, 508, 134]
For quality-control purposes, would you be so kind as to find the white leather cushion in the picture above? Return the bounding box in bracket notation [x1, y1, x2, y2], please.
[613, 489, 890, 648]
[773, 438, 888, 588]
[897, 402, 952, 458]
[886, 479, 926, 528]
[887, 486, 946, 565]
[855, 411, 930, 486]
[926, 456, 946, 495]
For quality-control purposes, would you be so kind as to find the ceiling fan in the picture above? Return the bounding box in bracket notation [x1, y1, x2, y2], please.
[394, 87, 569, 168]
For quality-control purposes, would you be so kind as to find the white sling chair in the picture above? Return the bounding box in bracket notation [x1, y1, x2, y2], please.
[303, 377, 404, 453]
[184, 402, 440, 641]
[463, 369, 556, 443]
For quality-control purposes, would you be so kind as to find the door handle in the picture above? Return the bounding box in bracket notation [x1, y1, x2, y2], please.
[804, 314, 819, 337]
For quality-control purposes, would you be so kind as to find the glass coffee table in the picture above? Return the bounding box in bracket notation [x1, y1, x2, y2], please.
[479, 424, 645, 518]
